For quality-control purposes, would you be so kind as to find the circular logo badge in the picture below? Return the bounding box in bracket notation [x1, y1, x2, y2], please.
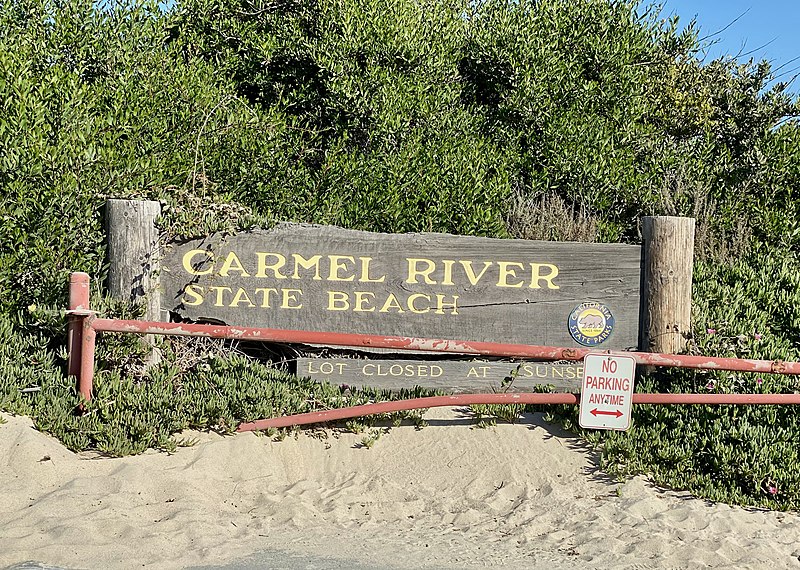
[568, 302, 615, 346]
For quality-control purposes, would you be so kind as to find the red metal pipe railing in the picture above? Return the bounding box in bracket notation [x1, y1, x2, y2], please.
[65, 272, 800, 431]
[88, 316, 800, 374]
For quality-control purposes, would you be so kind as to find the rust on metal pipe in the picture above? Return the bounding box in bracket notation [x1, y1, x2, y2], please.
[69, 272, 800, 427]
[68, 272, 91, 310]
[92, 317, 800, 376]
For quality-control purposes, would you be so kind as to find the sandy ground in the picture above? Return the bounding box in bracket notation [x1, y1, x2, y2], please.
[2, 409, 799, 570]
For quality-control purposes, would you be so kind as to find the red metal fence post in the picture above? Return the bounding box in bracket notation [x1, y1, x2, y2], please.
[67, 272, 95, 403]
[79, 322, 96, 403]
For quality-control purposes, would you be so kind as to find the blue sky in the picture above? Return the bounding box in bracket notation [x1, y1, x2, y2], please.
[660, 0, 800, 82]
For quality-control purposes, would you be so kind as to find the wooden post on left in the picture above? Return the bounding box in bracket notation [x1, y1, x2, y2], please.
[105, 199, 162, 321]
[105, 199, 162, 363]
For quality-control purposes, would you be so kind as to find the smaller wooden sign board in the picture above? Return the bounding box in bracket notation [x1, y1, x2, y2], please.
[296, 357, 583, 393]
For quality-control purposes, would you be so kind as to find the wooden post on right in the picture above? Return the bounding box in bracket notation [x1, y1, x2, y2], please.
[640, 216, 696, 354]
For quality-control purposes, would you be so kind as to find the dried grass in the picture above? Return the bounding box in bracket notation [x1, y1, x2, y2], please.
[506, 191, 599, 243]
[654, 165, 752, 263]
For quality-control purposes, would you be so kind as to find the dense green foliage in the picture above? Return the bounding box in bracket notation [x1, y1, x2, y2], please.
[560, 249, 800, 510]
[2, 0, 800, 507]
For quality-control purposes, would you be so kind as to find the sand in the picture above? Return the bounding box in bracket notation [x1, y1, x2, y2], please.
[1, 409, 799, 570]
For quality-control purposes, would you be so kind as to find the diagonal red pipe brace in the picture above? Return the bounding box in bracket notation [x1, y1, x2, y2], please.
[238, 393, 579, 430]
[236, 392, 800, 431]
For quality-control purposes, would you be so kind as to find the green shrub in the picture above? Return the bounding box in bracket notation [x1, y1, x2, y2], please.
[542, 248, 800, 510]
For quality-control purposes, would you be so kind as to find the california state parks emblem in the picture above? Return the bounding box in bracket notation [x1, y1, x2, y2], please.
[568, 302, 615, 346]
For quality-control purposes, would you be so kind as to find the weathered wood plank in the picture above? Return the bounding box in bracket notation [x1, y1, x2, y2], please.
[296, 357, 582, 393]
[161, 224, 641, 348]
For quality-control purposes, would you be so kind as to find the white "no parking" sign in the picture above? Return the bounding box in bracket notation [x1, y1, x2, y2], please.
[579, 353, 636, 431]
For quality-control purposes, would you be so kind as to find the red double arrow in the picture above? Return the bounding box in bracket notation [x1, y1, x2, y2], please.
[591, 408, 623, 418]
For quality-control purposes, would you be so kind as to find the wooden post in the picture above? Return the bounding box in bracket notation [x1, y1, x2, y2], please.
[106, 199, 162, 321]
[640, 216, 695, 354]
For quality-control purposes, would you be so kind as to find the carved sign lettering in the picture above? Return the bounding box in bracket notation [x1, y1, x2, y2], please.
[161, 224, 641, 348]
[297, 358, 583, 393]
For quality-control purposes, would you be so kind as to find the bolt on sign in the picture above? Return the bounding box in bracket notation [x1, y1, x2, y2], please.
[579, 354, 636, 430]
[160, 224, 641, 348]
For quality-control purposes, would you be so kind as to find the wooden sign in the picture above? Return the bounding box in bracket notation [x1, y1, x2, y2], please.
[296, 358, 583, 393]
[160, 224, 641, 348]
